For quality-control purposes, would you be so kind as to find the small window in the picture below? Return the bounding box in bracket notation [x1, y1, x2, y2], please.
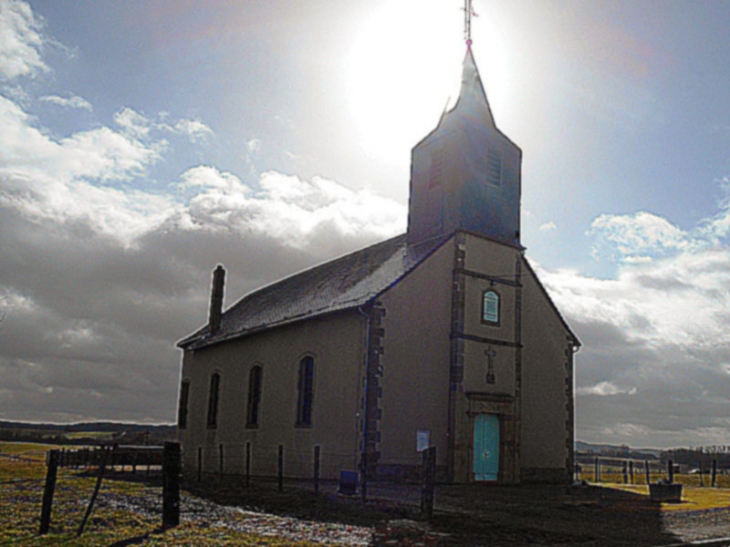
[486, 149, 502, 187]
[178, 380, 190, 430]
[207, 372, 220, 429]
[296, 356, 315, 427]
[427, 148, 445, 190]
[246, 366, 263, 428]
[482, 290, 500, 325]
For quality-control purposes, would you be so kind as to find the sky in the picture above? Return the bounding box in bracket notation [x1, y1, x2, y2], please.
[1, 0, 730, 449]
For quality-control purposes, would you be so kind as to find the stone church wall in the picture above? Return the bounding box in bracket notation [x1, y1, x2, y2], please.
[178, 311, 365, 480]
[375, 237, 454, 478]
[520, 262, 574, 482]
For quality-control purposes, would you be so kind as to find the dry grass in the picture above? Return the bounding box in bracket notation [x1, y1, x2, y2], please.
[0, 442, 359, 546]
[596, 482, 730, 512]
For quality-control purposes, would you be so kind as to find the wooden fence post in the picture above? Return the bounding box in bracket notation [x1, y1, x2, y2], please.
[622, 461, 628, 484]
[197, 447, 202, 482]
[629, 460, 634, 484]
[667, 459, 674, 484]
[278, 445, 284, 492]
[697, 461, 703, 487]
[712, 459, 717, 488]
[39, 450, 59, 535]
[162, 442, 181, 528]
[594, 457, 600, 483]
[77, 447, 111, 537]
[245, 442, 251, 487]
[361, 451, 368, 502]
[313, 446, 321, 494]
[420, 447, 437, 520]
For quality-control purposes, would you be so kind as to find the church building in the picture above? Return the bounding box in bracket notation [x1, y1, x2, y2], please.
[177, 46, 580, 484]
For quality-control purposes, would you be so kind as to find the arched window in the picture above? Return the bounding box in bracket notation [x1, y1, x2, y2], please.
[296, 356, 314, 427]
[207, 372, 220, 429]
[246, 365, 263, 428]
[178, 380, 190, 430]
[482, 290, 500, 325]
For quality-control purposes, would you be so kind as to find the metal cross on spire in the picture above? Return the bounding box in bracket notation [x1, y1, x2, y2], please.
[463, 0, 478, 46]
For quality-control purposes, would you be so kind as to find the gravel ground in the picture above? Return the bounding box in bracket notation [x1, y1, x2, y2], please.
[90, 478, 730, 547]
[94, 488, 374, 545]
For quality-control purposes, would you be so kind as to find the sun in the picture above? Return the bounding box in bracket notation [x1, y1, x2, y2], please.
[345, 0, 510, 165]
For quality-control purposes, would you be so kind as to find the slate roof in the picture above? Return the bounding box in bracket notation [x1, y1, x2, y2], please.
[178, 233, 449, 350]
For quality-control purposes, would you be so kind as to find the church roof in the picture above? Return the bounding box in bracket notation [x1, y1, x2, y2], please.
[178, 234, 449, 350]
[437, 47, 497, 132]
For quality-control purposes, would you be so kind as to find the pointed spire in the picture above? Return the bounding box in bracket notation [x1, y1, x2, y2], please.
[453, 47, 496, 128]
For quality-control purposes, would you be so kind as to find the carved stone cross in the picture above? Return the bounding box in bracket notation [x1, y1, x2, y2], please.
[485, 346, 496, 384]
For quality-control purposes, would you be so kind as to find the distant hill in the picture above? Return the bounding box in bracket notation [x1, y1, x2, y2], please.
[0, 420, 176, 446]
[575, 440, 662, 458]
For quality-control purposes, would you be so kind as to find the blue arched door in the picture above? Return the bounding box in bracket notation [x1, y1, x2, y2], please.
[473, 414, 499, 481]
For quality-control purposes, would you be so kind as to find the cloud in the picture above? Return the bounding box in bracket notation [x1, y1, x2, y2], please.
[0, 0, 48, 80]
[0, 112, 405, 423]
[40, 93, 93, 111]
[0, 97, 161, 185]
[535, 197, 730, 447]
[114, 107, 152, 139]
[247, 138, 261, 154]
[577, 381, 637, 396]
[539, 221, 557, 232]
[177, 166, 406, 249]
[171, 118, 214, 142]
[589, 211, 693, 261]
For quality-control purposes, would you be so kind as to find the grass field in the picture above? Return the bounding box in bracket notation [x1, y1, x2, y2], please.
[0, 442, 360, 546]
[5, 442, 730, 547]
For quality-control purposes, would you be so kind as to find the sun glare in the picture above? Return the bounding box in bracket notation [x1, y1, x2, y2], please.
[345, 0, 511, 164]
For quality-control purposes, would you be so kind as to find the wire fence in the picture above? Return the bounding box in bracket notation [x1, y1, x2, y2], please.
[574, 455, 728, 487]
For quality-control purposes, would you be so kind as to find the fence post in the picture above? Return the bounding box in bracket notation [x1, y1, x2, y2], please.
[698, 461, 704, 487]
[420, 447, 437, 520]
[278, 445, 284, 492]
[197, 447, 202, 482]
[712, 459, 717, 487]
[39, 450, 59, 535]
[645, 460, 650, 485]
[622, 461, 628, 484]
[667, 459, 674, 484]
[245, 442, 251, 487]
[361, 451, 368, 502]
[162, 442, 181, 528]
[219, 444, 224, 482]
[594, 457, 600, 483]
[313, 446, 321, 494]
[629, 460, 634, 484]
[77, 447, 111, 537]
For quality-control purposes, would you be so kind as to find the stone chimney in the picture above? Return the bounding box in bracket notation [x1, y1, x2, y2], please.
[208, 264, 225, 334]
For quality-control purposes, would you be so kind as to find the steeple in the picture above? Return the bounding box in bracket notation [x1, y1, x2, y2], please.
[406, 47, 522, 248]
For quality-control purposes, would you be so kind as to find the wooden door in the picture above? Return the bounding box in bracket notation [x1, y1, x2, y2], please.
[473, 413, 499, 481]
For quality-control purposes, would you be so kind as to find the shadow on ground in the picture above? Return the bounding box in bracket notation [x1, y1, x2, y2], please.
[180, 476, 694, 546]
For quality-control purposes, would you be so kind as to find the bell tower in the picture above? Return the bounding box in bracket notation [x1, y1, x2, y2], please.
[406, 47, 522, 247]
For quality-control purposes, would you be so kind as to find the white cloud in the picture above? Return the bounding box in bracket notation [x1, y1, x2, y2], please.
[114, 107, 151, 138]
[577, 381, 637, 396]
[590, 211, 693, 261]
[177, 167, 406, 248]
[539, 221, 557, 232]
[0, 0, 47, 80]
[40, 93, 93, 111]
[247, 138, 261, 154]
[0, 97, 161, 184]
[172, 118, 213, 142]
